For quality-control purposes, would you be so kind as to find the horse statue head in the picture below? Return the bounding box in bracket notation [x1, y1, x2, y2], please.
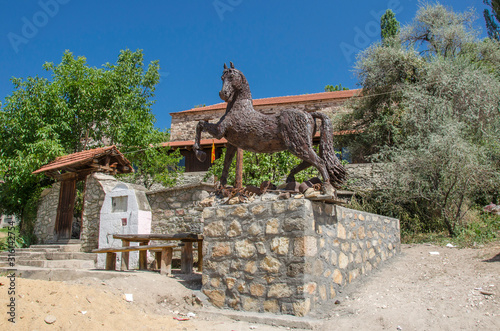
[219, 62, 252, 102]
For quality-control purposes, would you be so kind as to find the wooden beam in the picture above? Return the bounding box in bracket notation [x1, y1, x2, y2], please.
[235, 148, 243, 189]
[181, 242, 193, 274]
[160, 247, 173, 276]
[105, 252, 117, 270]
[121, 240, 130, 271]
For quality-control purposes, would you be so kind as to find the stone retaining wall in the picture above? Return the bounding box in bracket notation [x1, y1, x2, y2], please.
[201, 199, 400, 316]
[146, 183, 214, 235]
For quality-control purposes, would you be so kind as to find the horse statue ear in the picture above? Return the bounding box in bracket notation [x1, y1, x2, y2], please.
[224, 63, 228, 69]
[230, 62, 235, 69]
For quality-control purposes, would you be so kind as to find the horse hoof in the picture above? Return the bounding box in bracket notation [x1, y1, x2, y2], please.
[195, 150, 207, 162]
[322, 183, 336, 196]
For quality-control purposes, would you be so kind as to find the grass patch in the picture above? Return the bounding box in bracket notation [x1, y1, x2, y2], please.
[402, 212, 500, 248]
[0, 226, 25, 251]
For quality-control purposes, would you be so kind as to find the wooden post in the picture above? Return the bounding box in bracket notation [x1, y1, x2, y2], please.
[197, 240, 203, 272]
[160, 247, 173, 276]
[181, 242, 193, 274]
[105, 252, 116, 270]
[139, 241, 148, 270]
[235, 148, 243, 189]
[121, 240, 130, 271]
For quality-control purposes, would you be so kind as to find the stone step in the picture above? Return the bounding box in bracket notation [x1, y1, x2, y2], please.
[28, 244, 82, 252]
[0, 251, 97, 262]
[16, 259, 95, 269]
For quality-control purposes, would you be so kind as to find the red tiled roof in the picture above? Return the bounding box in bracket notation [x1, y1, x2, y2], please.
[33, 145, 131, 174]
[171, 89, 361, 115]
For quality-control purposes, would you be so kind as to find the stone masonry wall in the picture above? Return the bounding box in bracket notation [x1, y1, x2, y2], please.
[201, 199, 400, 316]
[34, 182, 60, 244]
[146, 183, 214, 235]
[344, 163, 385, 191]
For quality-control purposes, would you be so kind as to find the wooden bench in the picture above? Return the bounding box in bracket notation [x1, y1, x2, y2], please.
[112, 233, 203, 274]
[93, 243, 181, 275]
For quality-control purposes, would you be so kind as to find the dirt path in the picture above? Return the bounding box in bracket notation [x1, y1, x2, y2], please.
[1, 242, 499, 330]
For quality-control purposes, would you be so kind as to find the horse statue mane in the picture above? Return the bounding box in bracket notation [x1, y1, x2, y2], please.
[193, 62, 346, 194]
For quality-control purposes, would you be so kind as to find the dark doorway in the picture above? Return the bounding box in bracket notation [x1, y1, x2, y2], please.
[54, 178, 77, 241]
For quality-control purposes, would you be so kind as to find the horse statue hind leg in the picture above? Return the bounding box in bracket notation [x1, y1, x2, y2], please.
[279, 110, 346, 195]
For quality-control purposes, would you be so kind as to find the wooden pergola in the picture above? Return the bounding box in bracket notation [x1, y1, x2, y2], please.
[33, 146, 133, 241]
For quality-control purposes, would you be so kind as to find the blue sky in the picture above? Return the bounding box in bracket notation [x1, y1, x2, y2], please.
[0, 0, 489, 131]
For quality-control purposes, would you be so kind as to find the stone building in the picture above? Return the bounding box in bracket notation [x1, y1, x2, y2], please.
[165, 89, 361, 172]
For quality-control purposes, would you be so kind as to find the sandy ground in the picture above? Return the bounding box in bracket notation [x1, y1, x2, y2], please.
[0, 242, 499, 331]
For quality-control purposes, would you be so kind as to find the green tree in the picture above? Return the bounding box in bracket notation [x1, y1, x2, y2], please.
[205, 149, 321, 187]
[324, 84, 349, 92]
[484, 0, 500, 41]
[380, 9, 400, 45]
[0, 49, 182, 224]
[335, 3, 500, 237]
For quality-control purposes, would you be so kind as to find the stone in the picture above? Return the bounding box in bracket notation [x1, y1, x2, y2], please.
[333, 269, 343, 285]
[272, 201, 286, 214]
[288, 199, 304, 211]
[265, 218, 280, 234]
[313, 259, 324, 276]
[305, 282, 317, 294]
[358, 227, 366, 239]
[337, 223, 346, 239]
[251, 204, 267, 215]
[228, 197, 239, 205]
[330, 285, 336, 298]
[260, 256, 281, 273]
[339, 252, 349, 269]
[250, 283, 266, 297]
[264, 300, 279, 313]
[216, 208, 226, 218]
[248, 223, 262, 236]
[255, 242, 267, 255]
[369, 248, 376, 259]
[245, 261, 258, 274]
[268, 283, 293, 298]
[292, 299, 311, 317]
[242, 297, 260, 311]
[358, 214, 365, 221]
[270, 237, 289, 255]
[203, 289, 225, 308]
[283, 218, 305, 231]
[287, 263, 304, 277]
[212, 242, 231, 257]
[204, 221, 225, 237]
[228, 220, 242, 237]
[210, 277, 221, 287]
[319, 285, 327, 301]
[226, 277, 236, 289]
[304, 188, 320, 199]
[235, 240, 256, 258]
[44, 315, 57, 324]
[355, 252, 362, 264]
[293, 236, 317, 257]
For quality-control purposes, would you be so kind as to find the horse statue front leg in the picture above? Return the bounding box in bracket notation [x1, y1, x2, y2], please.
[193, 120, 225, 162]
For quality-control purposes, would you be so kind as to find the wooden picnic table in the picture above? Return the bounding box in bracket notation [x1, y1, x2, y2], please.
[112, 233, 203, 274]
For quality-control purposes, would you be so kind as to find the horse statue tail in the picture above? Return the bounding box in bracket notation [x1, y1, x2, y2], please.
[311, 112, 347, 189]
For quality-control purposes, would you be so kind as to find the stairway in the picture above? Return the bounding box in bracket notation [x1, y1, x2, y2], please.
[0, 243, 96, 269]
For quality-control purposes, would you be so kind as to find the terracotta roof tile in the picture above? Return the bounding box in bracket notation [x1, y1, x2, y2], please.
[171, 89, 361, 115]
[33, 145, 132, 174]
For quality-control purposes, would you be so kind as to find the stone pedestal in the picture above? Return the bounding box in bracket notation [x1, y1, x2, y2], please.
[202, 198, 400, 316]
